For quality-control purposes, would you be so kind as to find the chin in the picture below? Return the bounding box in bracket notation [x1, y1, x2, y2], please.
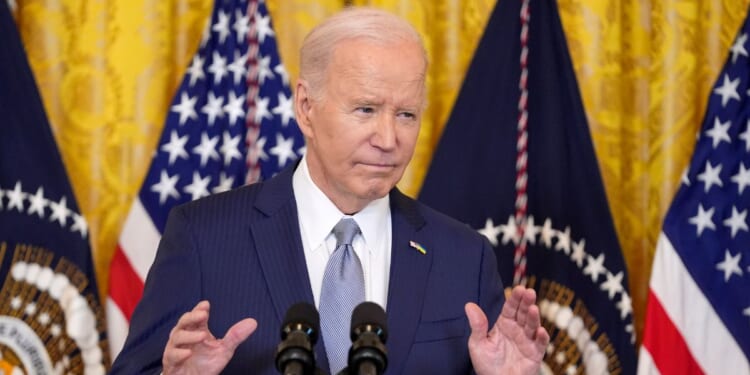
[347, 173, 400, 200]
[362, 182, 395, 200]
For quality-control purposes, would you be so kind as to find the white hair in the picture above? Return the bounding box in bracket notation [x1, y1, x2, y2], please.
[299, 7, 428, 99]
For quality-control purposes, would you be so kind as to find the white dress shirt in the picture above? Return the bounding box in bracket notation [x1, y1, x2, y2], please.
[292, 157, 392, 309]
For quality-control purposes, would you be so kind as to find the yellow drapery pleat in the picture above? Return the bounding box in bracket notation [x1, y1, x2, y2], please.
[16, 0, 750, 350]
[558, 0, 750, 341]
[15, 0, 214, 300]
[265, 0, 342, 82]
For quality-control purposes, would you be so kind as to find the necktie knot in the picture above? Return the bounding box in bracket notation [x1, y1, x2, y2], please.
[333, 217, 360, 247]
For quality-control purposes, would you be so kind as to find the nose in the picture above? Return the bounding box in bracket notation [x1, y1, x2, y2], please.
[371, 114, 396, 151]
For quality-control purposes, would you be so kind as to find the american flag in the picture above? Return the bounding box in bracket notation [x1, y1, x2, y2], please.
[0, 1, 108, 371]
[106, 0, 304, 359]
[638, 7, 750, 375]
[419, 0, 638, 373]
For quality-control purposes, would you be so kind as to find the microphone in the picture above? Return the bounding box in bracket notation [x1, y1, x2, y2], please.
[275, 302, 320, 375]
[347, 302, 388, 375]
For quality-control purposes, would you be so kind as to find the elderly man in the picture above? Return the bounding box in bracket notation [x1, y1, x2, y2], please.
[111, 7, 549, 375]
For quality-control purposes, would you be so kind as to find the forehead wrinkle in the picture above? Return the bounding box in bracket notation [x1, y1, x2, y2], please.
[326, 41, 426, 107]
[343, 82, 424, 111]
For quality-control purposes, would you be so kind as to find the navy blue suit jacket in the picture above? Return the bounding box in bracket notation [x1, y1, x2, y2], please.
[111, 166, 505, 374]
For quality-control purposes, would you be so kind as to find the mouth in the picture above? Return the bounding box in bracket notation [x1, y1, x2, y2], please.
[358, 162, 397, 172]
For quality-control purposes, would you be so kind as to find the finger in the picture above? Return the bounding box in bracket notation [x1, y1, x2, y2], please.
[174, 301, 211, 331]
[515, 288, 537, 326]
[534, 326, 551, 353]
[222, 318, 258, 351]
[522, 304, 541, 339]
[515, 297, 531, 327]
[170, 328, 209, 347]
[464, 303, 489, 343]
[168, 301, 212, 349]
[164, 347, 192, 366]
[519, 287, 537, 309]
[192, 300, 211, 331]
[500, 286, 524, 320]
[525, 304, 549, 361]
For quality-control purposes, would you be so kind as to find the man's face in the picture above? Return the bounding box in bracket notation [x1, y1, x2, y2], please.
[296, 38, 425, 213]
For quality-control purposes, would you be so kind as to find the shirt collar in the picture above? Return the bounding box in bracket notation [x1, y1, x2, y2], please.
[293, 155, 390, 252]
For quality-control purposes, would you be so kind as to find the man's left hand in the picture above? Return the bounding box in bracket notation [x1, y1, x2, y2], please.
[465, 285, 550, 375]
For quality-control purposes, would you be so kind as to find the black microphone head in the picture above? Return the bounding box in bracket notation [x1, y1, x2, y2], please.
[350, 302, 387, 343]
[282, 302, 320, 344]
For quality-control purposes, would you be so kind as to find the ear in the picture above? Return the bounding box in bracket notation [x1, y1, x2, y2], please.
[294, 79, 314, 139]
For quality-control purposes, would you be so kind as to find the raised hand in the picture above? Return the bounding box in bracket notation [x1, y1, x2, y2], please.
[162, 300, 258, 375]
[465, 285, 549, 375]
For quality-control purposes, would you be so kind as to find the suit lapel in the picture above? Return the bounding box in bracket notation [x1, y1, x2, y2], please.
[250, 206, 312, 319]
[250, 174, 431, 374]
[385, 190, 431, 374]
[250, 166, 330, 371]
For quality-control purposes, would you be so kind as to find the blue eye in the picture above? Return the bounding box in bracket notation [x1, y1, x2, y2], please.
[357, 107, 374, 114]
[399, 112, 416, 119]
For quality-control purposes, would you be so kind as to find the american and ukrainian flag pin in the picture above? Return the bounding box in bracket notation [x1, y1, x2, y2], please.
[409, 241, 427, 255]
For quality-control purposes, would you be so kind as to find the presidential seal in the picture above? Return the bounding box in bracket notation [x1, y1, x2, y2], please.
[0, 243, 109, 374]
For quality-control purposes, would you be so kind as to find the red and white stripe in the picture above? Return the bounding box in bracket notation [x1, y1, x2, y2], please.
[245, 0, 262, 184]
[107, 199, 161, 359]
[107, 1, 263, 360]
[638, 233, 749, 375]
[513, 0, 531, 286]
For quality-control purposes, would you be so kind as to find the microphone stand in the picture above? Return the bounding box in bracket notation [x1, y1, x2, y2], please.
[282, 362, 304, 375]
[334, 362, 376, 375]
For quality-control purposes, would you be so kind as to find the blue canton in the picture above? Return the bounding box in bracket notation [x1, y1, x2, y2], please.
[664, 17, 750, 359]
[140, 0, 304, 233]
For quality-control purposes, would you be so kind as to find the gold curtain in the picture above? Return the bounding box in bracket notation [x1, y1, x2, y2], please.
[14, 0, 215, 299]
[15, 0, 750, 348]
[558, 0, 750, 339]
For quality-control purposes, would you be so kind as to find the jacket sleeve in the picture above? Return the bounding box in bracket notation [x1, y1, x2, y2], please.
[469, 236, 505, 375]
[478, 235, 505, 334]
[110, 205, 202, 374]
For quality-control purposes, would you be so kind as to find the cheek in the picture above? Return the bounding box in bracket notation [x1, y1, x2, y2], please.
[319, 140, 359, 174]
[398, 128, 420, 154]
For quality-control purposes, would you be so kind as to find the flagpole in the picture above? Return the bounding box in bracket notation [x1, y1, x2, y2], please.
[513, 0, 531, 286]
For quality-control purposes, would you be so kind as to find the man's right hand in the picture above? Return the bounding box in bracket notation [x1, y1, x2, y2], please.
[162, 300, 257, 375]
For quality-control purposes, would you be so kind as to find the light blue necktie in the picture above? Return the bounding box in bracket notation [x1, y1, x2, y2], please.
[320, 217, 365, 374]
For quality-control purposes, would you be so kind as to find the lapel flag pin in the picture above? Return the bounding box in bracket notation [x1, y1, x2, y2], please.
[409, 241, 427, 255]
